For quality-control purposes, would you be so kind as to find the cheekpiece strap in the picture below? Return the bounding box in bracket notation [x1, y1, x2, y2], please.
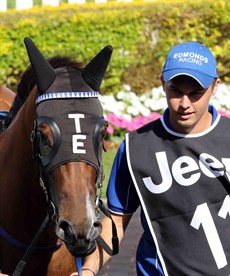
[36, 92, 99, 104]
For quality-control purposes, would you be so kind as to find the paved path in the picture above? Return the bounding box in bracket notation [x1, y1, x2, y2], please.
[98, 207, 142, 276]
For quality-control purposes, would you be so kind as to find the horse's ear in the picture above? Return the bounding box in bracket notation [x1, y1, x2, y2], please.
[24, 37, 56, 94]
[82, 45, 113, 91]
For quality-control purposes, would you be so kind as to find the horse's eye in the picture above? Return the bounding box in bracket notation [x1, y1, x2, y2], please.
[101, 129, 107, 152]
[38, 123, 53, 147]
[38, 131, 52, 157]
[102, 122, 108, 138]
[40, 132, 49, 144]
[101, 129, 106, 138]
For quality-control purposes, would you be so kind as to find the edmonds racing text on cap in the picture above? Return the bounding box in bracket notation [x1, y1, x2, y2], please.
[162, 41, 218, 88]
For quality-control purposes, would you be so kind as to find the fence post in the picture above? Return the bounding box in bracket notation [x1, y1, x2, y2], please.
[68, 0, 86, 4]
[95, 0, 107, 3]
[42, 0, 60, 6]
[16, 0, 33, 10]
[0, 0, 7, 11]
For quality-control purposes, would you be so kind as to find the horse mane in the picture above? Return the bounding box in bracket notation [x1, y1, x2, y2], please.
[9, 56, 83, 119]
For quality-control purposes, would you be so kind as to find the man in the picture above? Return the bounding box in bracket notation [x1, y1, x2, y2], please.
[79, 41, 230, 275]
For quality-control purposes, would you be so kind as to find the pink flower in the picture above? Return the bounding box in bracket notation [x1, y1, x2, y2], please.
[219, 110, 230, 118]
[105, 112, 162, 138]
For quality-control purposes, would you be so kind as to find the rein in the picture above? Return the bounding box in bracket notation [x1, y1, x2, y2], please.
[12, 203, 58, 276]
[96, 199, 119, 256]
[10, 120, 61, 276]
[94, 166, 119, 256]
[0, 223, 62, 251]
[10, 183, 59, 276]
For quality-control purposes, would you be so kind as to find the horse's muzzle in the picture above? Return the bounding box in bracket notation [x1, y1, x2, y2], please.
[66, 239, 97, 257]
[56, 219, 102, 257]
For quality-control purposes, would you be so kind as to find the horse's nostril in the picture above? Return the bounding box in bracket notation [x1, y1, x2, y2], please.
[59, 220, 74, 237]
[91, 220, 102, 241]
[93, 220, 102, 228]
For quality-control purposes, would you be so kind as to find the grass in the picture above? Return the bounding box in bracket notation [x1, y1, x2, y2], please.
[101, 147, 118, 198]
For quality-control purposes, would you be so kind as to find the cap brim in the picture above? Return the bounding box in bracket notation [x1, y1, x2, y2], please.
[163, 69, 214, 88]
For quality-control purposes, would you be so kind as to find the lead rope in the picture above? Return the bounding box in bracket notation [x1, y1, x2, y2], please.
[75, 257, 83, 276]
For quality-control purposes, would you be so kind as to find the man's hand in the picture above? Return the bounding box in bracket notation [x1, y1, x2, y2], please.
[70, 268, 95, 276]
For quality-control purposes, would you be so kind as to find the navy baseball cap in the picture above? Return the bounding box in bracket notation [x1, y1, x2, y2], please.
[162, 41, 218, 88]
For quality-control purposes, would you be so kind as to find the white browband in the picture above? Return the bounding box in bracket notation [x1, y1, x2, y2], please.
[36, 91, 99, 104]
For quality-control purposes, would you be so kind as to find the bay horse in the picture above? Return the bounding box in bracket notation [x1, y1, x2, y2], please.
[0, 37, 113, 275]
[0, 86, 15, 112]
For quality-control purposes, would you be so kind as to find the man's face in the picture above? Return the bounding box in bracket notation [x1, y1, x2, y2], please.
[162, 75, 220, 134]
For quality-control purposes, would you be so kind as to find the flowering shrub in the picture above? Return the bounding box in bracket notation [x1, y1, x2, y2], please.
[105, 112, 161, 136]
[99, 83, 230, 141]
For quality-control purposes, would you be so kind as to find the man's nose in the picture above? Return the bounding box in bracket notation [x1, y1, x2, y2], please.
[180, 95, 190, 109]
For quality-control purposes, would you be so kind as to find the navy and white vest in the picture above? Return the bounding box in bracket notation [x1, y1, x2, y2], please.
[126, 115, 230, 276]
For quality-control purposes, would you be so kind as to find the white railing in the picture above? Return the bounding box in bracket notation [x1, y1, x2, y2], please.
[0, 0, 118, 12]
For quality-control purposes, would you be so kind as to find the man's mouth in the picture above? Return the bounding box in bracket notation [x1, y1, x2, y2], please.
[178, 112, 193, 120]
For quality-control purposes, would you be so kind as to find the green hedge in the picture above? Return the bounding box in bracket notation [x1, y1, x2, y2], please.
[1, 1, 230, 95]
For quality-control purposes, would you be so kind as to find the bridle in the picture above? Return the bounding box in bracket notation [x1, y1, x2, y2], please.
[11, 114, 119, 276]
[8, 37, 115, 275]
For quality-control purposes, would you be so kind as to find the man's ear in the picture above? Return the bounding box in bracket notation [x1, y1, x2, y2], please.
[212, 78, 221, 97]
[160, 74, 166, 91]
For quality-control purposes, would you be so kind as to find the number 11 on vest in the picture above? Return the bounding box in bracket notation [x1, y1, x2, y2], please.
[190, 195, 230, 269]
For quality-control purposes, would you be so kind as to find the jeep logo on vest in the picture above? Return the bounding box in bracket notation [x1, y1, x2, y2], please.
[143, 151, 230, 194]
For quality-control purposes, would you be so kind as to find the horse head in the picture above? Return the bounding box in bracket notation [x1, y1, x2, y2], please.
[24, 38, 112, 257]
